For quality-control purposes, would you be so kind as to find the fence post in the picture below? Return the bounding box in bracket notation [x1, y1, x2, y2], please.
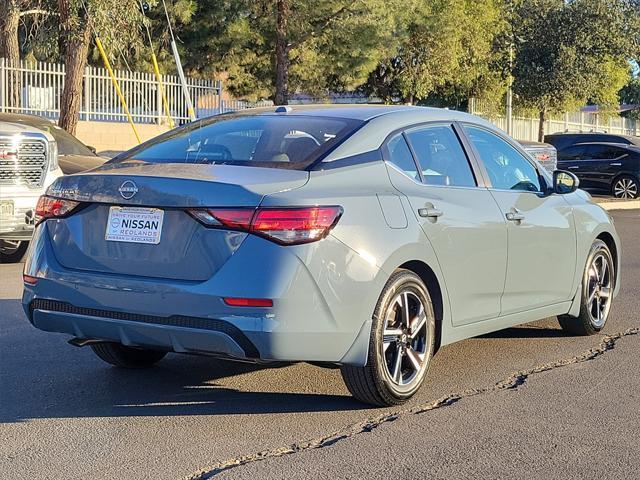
[564, 112, 569, 131]
[580, 112, 585, 132]
[156, 73, 162, 125]
[217, 79, 223, 114]
[84, 66, 91, 121]
[0, 58, 4, 113]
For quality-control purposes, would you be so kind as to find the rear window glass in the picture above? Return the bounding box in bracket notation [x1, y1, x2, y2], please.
[112, 114, 363, 170]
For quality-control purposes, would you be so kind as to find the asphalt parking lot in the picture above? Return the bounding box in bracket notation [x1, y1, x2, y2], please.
[1, 209, 638, 480]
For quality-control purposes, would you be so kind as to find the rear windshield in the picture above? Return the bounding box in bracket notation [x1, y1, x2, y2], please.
[112, 114, 363, 170]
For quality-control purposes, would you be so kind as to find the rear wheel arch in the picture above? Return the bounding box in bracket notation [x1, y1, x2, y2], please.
[397, 260, 444, 352]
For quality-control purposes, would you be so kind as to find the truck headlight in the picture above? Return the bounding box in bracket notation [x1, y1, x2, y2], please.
[49, 141, 59, 171]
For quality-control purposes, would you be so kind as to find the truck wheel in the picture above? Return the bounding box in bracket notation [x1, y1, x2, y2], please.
[341, 270, 436, 406]
[91, 342, 167, 368]
[558, 240, 614, 336]
[0, 240, 29, 263]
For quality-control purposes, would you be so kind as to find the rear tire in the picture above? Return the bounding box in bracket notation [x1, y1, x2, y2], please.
[558, 240, 614, 336]
[611, 175, 639, 199]
[0, 240, 29, 263]
[341, 269, 436, 406]
[91, 342, 167, 368]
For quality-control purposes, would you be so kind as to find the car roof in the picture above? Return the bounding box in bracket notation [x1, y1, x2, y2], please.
[547, 131, 637, 140]
[518, 140, 554, 148]
[233, 104, 485, 123]
[571, 142, 634, 147]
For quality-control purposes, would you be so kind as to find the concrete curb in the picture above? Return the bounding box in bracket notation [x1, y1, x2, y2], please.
[594, 199, 640, 210]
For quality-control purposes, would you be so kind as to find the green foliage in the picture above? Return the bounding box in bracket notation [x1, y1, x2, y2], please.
[6, 0, 640, 109]
[619, 75, 640, 119]
[169, 0, 400, 101]
[512, 0, 636, 117]
[364, 0, 506, 106]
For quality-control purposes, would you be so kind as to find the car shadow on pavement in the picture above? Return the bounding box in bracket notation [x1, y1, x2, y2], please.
[0, 299, 364, 424]
[480, 323, 570, 339]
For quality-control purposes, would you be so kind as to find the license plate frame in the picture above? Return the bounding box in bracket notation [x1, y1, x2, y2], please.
[105, 206, 164, 245]
[0, 200, 14, 220]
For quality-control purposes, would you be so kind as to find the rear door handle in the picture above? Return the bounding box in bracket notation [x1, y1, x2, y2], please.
[506, 209, 525, 223]
[610, 162, 622, 166]
[567, 166, 580, 169]
[418, 204, 443, 219]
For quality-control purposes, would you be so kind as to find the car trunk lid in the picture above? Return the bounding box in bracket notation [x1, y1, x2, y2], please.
[45, 163, 308, 281]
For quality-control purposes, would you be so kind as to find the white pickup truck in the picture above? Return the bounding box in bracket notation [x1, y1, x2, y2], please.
[0, 113, 105, 262]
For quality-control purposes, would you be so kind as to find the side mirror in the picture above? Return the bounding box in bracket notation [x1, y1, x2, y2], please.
[87, 145, 97, 154]
[553, 170, 579, 194]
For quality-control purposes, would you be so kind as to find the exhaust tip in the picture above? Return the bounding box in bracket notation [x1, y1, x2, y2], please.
[68, 338, 104, 348]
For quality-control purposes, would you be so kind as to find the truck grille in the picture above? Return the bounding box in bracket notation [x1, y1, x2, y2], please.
[0, 139, 48, 188]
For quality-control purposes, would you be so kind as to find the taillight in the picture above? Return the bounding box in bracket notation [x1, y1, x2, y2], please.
[35, 196, 80, 225]
[188, 206, 343, 245]
[223, 297, 273, 307]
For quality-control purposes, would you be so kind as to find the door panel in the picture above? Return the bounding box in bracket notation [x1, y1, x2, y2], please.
[463, 125, 577, 314]
[383, 126, 507, 326]
[488, 191, 577, 313]
[387, 168, 508, 325]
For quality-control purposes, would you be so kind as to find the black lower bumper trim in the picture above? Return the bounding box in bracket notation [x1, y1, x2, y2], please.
[29, 299, 260, 358]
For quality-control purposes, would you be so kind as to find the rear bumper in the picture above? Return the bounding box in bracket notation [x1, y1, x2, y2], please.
[28, 299, 259, 359]
[22, 223, 382, 366]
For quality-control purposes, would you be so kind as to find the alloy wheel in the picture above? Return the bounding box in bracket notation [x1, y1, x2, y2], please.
[381, 290, 429, 387]
[613, 177, 638, 199]
[586, 252, 613, 328]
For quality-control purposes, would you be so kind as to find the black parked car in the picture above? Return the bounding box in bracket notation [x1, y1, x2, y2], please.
[557, 142, 640, 199]
[545, 132, 640, 152]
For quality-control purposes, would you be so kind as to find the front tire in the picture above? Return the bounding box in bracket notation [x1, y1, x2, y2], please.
[341, 270, 436, 406]
[558, 240, 614, 336]
[611, 175, 639, 199]
[91, 342, 167, 368]
[0, 240, 29, 263]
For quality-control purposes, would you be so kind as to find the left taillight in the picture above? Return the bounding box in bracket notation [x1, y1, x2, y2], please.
[35, 195, 81, 225]
[188, 206, 343, 245]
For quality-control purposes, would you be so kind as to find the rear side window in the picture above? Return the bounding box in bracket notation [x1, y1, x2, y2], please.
[558, 145, 585, 160]
[581, 145, 625, 160]
[112, 114, 363, 170]
[405, 125, 476, 187]
[385, 134, 420, 180]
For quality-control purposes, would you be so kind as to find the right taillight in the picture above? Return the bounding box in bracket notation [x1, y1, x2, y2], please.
[35, 195, 81, 225]
[188, 206, 343, 245]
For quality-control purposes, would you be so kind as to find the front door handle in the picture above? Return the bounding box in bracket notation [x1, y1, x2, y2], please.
[567, 166, 580, 169]
[506, 208, 525, 223]
[610, 162, 622, 166]
[418, 203, 443, 219]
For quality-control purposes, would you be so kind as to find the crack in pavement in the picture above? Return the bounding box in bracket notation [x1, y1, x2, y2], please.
[184, 326, 639, 480]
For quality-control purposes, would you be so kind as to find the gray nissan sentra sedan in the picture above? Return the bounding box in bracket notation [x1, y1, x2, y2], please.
[22, 105, 621, 406]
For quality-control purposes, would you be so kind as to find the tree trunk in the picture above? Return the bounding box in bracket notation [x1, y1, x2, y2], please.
[0, 2, 21, 108]
[274, 0, 289, 105]
[57, 0, 91, 135]
[538, 109, 546, 142]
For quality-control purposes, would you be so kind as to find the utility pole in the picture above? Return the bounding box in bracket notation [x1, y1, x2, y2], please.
[506, 0, 514, 136]
[506, 42, 513, 136]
